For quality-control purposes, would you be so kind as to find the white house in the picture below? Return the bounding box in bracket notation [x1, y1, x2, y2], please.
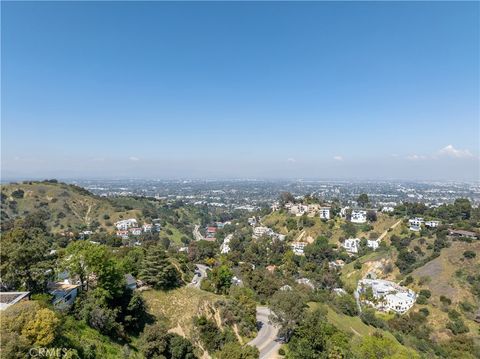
[342, 238, 361, 254]
[357, 279, 416, 314]
[381, 206, 395, 213]
[319, 207, 331, 220]
[409, 218, 424, 231]
[116, 230, 129, 239]
[289, 204, 309, 216]
[248, 217, 257, 226]
[291, 242, 307, 256]
[142, 223, 153, 232]
[115, 218, 138, 230]
[129, 227, 142, 236]
[425, 220, 440, 228]
[351, 210, 367, 224]
[220, 234, 233, 254]
[296, 278, 315, 289]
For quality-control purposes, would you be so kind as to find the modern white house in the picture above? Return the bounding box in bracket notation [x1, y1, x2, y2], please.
[115, 218, 138, 230]
[319, 207, 331, 220]
[291, 242, 307, 256]
[409, 218, 424, 231]
[357, 279, 416, 314]
[351, 210, 367, 224]
[116, 230, 129, 239]
[248, 217, 257, 226]
[425, 220, 440, 228]
[220, 234, 232, 254]
[381, 206, 395, 213]
[342, 238, 361, 254]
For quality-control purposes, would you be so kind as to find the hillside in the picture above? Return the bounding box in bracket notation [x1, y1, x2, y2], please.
[1, 181, 140, 233]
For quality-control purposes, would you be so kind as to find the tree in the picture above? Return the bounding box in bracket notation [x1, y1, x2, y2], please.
[335, 294, 359, 316]
[139, 244, 181, 290]
[0, 227, 52, 292]
[216, 342, 259, 359]
[22, 308, 60, 346]
[279, 192, 295, 205]
[357, 194, 369, 208]
[341, 222, 357, 238]
[366, 211, 377, 222]
[138, 321, 196, 358]
[463, 250, 476, 259]
[62, 241, 124, 297]
[355, 333, 420, 359]
[208, 265, 234, 294]
[288, 308, 351, 359]
[269, 290, 306, 341]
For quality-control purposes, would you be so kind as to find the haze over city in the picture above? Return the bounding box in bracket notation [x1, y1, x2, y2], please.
[1, 2, 479, 180]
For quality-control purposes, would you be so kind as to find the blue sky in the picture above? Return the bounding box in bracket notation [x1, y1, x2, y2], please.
[2, 2, 479, 180]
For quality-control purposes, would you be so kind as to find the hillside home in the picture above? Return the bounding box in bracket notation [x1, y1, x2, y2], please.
[129, 227, 142, 236]
[48, 282, 80, 310]
[381, 206, 395, 213]
[329, 259, 345, 269]
[351, 210, 367, 224]
[115, 218, 138, 230]
[142, 223, 153, 232]
[116, 230, 129, 239]
[409, 218, 424, 231]
[296, 278, 315, 289]
[291, 242, 307, 256]
[425, 221, 440, 228]
[248, 217, 257, 226]
[0, 292, 30, 311]
[319, 207, 331, 220]
[357, 279, 416, 314]
[342, 238, 361, 254]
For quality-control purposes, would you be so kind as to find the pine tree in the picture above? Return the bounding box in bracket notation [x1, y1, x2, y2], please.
[139, 245, 180, 290]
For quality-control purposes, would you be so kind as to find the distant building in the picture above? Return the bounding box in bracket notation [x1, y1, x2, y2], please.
[409, 218, 424, 231]
[319, 207, 331, 220]
[116, 230, 129, 239]
[342, 238, 361, 254]
[291, 242, 307, 256]
[296, 278, 315, 289]
[142, 223, 153, 232]
[253, 226, 273, 238]
[381, 206, 395, 213]
[115, 218, 138, 230]
[424, 221, 439, 228]
[357, 279, 416, 314]
[351, 210, 367, 224]
[0, 292, 30, 311]
[329, 259, 345, 269]
[129, 227, 142, 236]
[248, 217, 257, 226]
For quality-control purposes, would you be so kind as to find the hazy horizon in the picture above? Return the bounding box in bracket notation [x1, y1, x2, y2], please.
[2, 2, 479, 181]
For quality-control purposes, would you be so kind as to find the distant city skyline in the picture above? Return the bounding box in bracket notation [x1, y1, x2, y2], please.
[2, 2, 479, 181]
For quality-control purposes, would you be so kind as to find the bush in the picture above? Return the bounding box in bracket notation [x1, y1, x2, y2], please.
[419, 289, 431, 298]
[463, 250, 476, 259]
[416, 295, 428, 305]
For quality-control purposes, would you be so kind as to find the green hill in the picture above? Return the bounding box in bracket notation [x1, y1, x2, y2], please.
[1, 181, 141, 233]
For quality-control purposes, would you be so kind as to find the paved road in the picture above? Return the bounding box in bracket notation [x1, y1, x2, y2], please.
[248, 307, 281, 359]
[188, 264, 209, 289]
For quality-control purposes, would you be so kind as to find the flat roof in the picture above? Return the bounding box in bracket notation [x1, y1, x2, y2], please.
[0, 291, 30, 310]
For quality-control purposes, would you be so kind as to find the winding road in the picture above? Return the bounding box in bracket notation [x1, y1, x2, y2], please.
[248, 307, 281, 359]
[187, 264, 209, 289]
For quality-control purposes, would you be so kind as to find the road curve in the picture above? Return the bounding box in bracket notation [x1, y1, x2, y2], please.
[248, 306, 281, 359]
[187, 264, 209, 289]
